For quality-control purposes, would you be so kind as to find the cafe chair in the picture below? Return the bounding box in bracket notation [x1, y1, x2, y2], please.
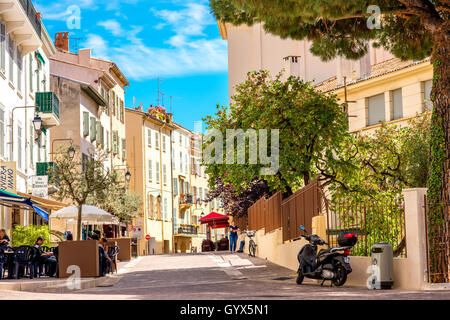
[13, 246, 36, 279]
[107, 246, 120, 274]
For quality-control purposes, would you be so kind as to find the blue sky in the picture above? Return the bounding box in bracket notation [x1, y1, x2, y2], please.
[34, 0, 229, 131]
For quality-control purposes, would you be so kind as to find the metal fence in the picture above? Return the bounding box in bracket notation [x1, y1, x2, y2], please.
[281, 180, 321, 242]
[424, 197, 450, 283]
[248, 192, 282, 233]
[326, 198, 407, 257]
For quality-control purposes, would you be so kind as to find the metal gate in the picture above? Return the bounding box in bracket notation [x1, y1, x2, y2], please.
[424, 196, 450, 283]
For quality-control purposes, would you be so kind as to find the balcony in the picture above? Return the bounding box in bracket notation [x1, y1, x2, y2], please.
[36, 92, 60, 128]
[179, 193, 193, 211]
[0, 0, 42, 54]
[175, 224, 199, 236]
[18, 0, 41, 36]
[36, 162, 55, 178]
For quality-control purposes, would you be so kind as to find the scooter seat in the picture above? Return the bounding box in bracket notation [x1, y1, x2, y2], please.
[318, 248, 333, 256]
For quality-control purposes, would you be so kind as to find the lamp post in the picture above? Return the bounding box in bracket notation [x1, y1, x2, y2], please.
[113, 165, 131, 192]
[7, 106, 41, 154]
[50, 138, 74, 161]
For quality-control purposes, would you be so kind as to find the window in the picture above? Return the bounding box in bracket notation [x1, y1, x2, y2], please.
[179, 152, 183, 172]
[148, 160, 152, 181]
[8, 114, 12, 160]
[30, 124, 34, 168]
[17, 125, 22, 169]
[199, 188, 203, 202]
[173, 178, 178, 195]
[8, 35, 14, 83]
[0, 105, 4, 158]
[29, 54, 33, 93]
[149, 195, 154, 219]
[147, 128, 152, 147]
[122, 139, 126, 160]
[17, 47, 22, 92]
[155, 132, 159, 149]
[106, 130, 110, 151]
[163, 164, 167, 185]
[36, 59, 40, 92]
[392, 89, 403, 120]
[179, 134, 182, 145]
[162, 135, 166, 152]
[424, 80, 433, 111]
[163, 198, 168, 220]
[367, 93, 385, 126]
[156, 161, 160, 183]
[0, 21, 5, 72]
[185, 154, 188, 174]
[82, 153, 89, 171]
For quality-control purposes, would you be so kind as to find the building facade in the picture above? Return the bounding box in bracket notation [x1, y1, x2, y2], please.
[125, 106, 175, 255]
[315, 57, 433, 133]
[0, 0, 58, 235]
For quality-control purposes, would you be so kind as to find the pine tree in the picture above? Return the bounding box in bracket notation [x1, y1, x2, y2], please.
[211, 0, 449, 217]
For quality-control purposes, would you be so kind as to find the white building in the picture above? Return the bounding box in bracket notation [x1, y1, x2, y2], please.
[0, 0, 58, 233]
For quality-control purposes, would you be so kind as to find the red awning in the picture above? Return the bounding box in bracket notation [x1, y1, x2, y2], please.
[199, 212, 230, 229]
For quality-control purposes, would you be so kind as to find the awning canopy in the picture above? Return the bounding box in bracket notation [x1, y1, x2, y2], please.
[199, 212, 230, 229]
[51, 205, 119, 224]
[0, 190, 49, 220]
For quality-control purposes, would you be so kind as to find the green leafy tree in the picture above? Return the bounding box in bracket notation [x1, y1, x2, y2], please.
[12, 225, 50, 247]
[203, 70, 352, 196]
[210, 0, 449, 223]
[50, 146, 120, 240]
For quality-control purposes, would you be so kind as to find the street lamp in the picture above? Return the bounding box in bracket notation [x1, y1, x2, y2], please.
[32, 115, 42, 132]
[68, 146, 76, 160]
[125, 171, 131, 182]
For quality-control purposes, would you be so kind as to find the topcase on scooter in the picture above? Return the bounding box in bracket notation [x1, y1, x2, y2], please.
[338, 232, 358, 247]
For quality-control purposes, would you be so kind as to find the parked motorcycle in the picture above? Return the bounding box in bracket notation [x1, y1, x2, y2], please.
[295, 225, 357, 287]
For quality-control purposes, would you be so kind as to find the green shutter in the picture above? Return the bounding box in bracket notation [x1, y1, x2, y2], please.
[90, 117, 96, 142]
[83, 112, 89, 136]
[100, 126, 104, 148]
[96, 121, 101, 144]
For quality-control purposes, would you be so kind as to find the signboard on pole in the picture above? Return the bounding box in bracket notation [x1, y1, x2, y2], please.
[0, 162, 16, 193]
[32, 175, 48, 199]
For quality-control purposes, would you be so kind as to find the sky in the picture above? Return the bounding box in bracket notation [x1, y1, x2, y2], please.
[34, 0, 229, 131]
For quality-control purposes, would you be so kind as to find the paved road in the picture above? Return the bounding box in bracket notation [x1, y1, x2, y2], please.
[2, 252, 450, 300]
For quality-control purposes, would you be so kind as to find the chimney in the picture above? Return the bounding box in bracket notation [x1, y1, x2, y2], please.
[78, 49, 91, 67]
[55, 32, 69, 52]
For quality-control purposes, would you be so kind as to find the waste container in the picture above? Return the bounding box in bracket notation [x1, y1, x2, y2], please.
[368, 242, 394, 289]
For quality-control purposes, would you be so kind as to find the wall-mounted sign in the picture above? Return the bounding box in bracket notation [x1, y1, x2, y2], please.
[32, 175, 48, 199]
[0, 162, 16, 193]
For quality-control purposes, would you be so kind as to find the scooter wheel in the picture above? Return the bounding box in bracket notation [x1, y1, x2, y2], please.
[332, 265, 347, 287]
[296, 270, 304, 285]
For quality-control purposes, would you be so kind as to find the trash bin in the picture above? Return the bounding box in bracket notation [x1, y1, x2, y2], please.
[368, 242, 394, 289]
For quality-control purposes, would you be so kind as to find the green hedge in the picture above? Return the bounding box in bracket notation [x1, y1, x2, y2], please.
[11, 225, 50, 247]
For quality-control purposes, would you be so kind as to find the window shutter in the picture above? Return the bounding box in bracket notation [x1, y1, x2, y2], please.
[148, 160, 152, 181]
[155, 132, 159, 149]
[83, 112, 89, 136]
[96, 121, 101, 144]
[90, 117, 96, 142]
[367, 94, 385, 126]
[122, 139, 126, 160]
[147, 129, 151, 146]
[173, 178, 178, 195]
[156, 161, 160, 182]
[0, 23, 5, 72]
[100, 126, 104, 148]
[113, 131, 118, 154]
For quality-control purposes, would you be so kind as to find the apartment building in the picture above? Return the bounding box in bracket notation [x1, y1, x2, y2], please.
[315, 57, 433, 133]
[125, 106, 175, 255]
[0, 0, 59, 234]
[217, 20, 395, 102]
[50, 32, 128, 172]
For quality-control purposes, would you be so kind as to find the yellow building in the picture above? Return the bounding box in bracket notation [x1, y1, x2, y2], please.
[315, 57, 433, 133]
[125, 106, 175, 255]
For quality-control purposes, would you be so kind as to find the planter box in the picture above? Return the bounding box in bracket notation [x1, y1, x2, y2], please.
[58, 240, 99, 278]
[107, 237, 132, 261]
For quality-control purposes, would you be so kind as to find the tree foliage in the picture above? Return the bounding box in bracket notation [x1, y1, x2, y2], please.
[203, 70, 351, 197]
[50, 146, 120, 240]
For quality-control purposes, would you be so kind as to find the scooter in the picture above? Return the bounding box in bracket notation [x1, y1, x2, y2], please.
[295, 225, 357, 287]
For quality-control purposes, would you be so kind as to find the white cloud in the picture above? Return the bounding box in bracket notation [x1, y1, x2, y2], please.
[98, 20, 124, 37]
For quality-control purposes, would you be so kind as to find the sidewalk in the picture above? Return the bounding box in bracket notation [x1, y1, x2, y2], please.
[0, 257, 141, 293]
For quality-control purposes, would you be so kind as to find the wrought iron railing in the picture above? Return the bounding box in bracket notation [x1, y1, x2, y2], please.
[424, 196, 450, 284]
[36, 92, 60, 120]
[18, 0, 42, 36]
[175, 224, 198, 235]
[326, 198, 407, 258]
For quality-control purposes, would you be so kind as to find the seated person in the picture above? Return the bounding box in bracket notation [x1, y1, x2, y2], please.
[92, 234, 112, 276]
[0, 229, 10, 247]
[66, 233, 73, 241]
[33, 237, 57, 277]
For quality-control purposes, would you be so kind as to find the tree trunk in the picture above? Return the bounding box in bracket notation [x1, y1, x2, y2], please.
[430, 26, 450, 217]
[77, 204, 83, 241]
